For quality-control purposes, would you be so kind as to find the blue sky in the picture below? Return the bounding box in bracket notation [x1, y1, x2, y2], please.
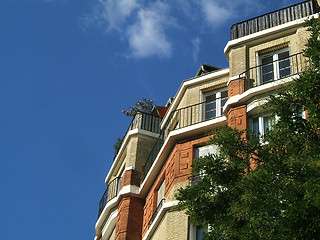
[0, 0, 302, 239]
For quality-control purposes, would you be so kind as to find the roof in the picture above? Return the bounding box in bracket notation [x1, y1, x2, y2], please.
[196, 64, 221, 76]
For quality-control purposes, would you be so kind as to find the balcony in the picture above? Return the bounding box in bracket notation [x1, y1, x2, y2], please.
[230, 0, 319, 40]
[240, 52, 308, 89]
[97, 177, 120, 219]
[141, 100, 226, 183]
[114, 112, 162, 158]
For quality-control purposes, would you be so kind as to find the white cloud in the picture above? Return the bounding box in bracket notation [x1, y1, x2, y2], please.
[84, 0, 267, 59]
[197, 0, 233, 26]
[192, 37, 201, 62]
[85, 0, 140, 31]
[127, 2, 173, 58]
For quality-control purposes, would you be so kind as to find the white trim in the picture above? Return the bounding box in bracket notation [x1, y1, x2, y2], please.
[227, 75, 242, 86]
[223, 75, 297, 114]
[224, 13, 319, 58]
[124, 166, 135, 171]
[105, 129, 160, 184]
[247, 98, 269, 114]
[101, 209, 118, 240]
[161, 68, 229, 129]
[142, 201, 179, 240]
[95, 185, 140, 237]
[139, 116, 227, 197]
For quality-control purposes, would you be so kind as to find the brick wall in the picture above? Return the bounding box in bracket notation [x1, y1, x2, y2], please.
[115, 196, 145, 240]
[142, 135, 212, 237]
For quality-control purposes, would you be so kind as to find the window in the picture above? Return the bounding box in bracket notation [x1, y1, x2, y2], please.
[203, 89, 228, 120]
[259, 49, 291, 84]
[157, 179, 165, 206]
[195, 145, 219, 159]
[189, 225, 207, 240]
[249, 115, 275, 141]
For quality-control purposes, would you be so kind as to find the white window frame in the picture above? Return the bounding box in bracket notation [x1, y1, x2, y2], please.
[189, 225, 207, 240]
[249, 114, 275, 142]
[257, 48, 291, 85]
[201, 88, 228, 121]
[157, 179, 165, 207]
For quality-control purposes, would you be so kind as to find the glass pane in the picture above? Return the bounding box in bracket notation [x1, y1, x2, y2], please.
[196, 226, 206, 240]
[206, 110, 215, 120]
[205, 95, 216, 120]
[263, 116, 275, 134]
[220, 91, 228, 117]
[261, 56, 274, 83]
[279, 52, 291, 78]
[252, 117, 259, 135]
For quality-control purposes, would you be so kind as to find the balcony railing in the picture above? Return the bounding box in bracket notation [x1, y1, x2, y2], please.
[114, 112, 162, 159]
[141, 100, 226, 183]
[164, 100, 225, 135]
[148, 198, 165, 226]
[230, 0, 319, 40]
[240, 52, 308, 89]
[141, 131, 164, 183]
[97, 177, 121, 219]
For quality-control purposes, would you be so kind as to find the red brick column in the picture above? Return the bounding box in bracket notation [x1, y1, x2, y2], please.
[115, 196, 145, 240]
[120, 169, 140, 190]
[227, 105, 247, 131]
[228, 77, 246, 98]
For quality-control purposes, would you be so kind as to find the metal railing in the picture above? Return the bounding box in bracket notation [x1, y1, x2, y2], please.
[240, 52, 308, 89]
[149, 198, 165, 226]
[141, 131, 164, 183]
[97, 177, 121, 219]
[163, 99, 225, 136]
[114, 112, 162, 159]
[140, 99, 226, 184]
[230, 0, 319, 40]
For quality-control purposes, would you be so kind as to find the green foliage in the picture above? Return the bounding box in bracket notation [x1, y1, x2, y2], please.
[176, 18, 320, 240]
[113, 137, 122, 155]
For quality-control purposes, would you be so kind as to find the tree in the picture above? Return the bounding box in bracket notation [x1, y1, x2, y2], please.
[122, 98, 154, 117]
[176, 18, 320, 240]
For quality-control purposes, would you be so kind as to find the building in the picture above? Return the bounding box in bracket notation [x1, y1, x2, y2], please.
[94, 1, 319, 239]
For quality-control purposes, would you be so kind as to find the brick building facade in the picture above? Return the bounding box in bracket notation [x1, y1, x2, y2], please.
[94, 1, 319, 239]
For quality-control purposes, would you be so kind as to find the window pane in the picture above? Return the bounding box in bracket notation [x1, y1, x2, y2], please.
[252, 117, 259, 135]
[278, 51, 291, 78]
[261, 56, 274, 83]
[263, 115, 275, 134]
[157, 180, 165, 206]
[196, 226, 206, 240]
[220, 91, 228, 116]
[205, 95, 216, 120]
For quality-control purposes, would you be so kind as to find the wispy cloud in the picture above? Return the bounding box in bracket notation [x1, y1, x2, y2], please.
[198, 0, 233, 26]
[84, 0, 267, 59]
[192, 37, 201, 62]
[127, 2, 173, 58]
[84, 0, 140, 31]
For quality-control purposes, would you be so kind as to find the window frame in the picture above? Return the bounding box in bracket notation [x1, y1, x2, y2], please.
[201, 88, 228, 121]
[257, 48, 291, 85]
[249, 114, 275, 142]
[189, 224, 207, 240]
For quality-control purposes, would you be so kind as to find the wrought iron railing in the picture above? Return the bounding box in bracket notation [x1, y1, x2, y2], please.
[114, 112, 162, 159]
[141, 99, 226, 184]
[240, 52, 308, 89]
[230, 0, 319, 40]
[97, 177, 121, 219]
[149, 198, 165, 226]
[141, 131, 164, 183]
[163, 99, 225, 136]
